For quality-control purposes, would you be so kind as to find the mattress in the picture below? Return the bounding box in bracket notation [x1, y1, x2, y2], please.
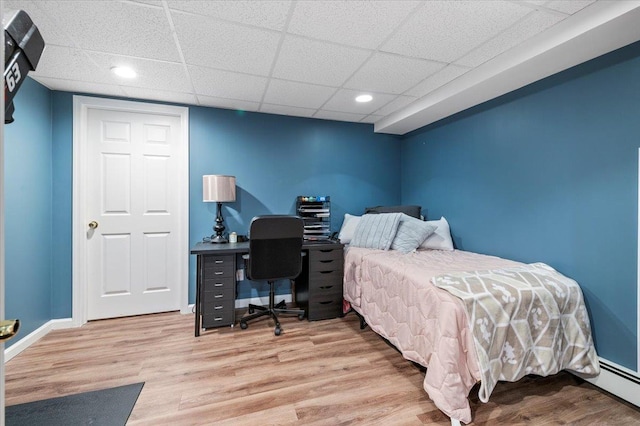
[342, 247, 542, 423]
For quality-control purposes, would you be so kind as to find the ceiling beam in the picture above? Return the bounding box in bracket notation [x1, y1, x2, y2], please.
[375, 1, 640, 135]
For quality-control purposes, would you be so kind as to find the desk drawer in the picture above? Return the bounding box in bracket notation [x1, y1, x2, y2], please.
[308, 269, 342, 286]
[308, 279, 342, 298]
[307, 298, 342, 321]
[203, 280, 235, 302]
[202, 304, 234, 328]
[203, 255, 235, 276]
[203, 263, 234, 278]
[308, 249, 343, 272]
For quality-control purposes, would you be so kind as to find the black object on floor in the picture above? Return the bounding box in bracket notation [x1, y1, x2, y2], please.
[5, 382, 144, 426]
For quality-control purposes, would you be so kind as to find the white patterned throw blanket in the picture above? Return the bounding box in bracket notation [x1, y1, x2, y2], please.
[432, 262, 600, 403]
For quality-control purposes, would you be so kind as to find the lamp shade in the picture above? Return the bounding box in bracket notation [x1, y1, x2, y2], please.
[203, 175, 236, 202]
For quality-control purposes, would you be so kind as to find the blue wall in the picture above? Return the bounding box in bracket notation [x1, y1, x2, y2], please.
[189, 107, 401, 300]
[6, 41, 640, 373]
[51, 91, 74, 318]
[4, 78, 53, 347]
[401, 41, 640, 370]
[4, 87, 401, 339]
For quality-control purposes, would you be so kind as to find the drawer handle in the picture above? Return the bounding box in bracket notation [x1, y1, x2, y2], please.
[319, 285, 334, 290]
[319, 270, 334, 274]
[214, 294, 223, 298]
[214, 271, 224, 275]
[319, 249, 334, 253]
[215, 260, 224, 264]
[319, 260, 334, 264]
[214, 305, 224, 310]
[319, 301, 333, 305]
[214, 283, 223, 287]
[214, 317, 223, 321]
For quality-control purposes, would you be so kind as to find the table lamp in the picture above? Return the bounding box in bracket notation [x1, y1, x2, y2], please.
[203, 175, 236, 243]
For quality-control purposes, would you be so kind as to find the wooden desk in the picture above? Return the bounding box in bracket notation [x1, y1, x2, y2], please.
[191, 240, 344, 336]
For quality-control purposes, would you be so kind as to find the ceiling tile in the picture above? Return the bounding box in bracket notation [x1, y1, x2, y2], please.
[173, 11, 281, 75]
[381, 0, 532, 63]
[122, 87, 197, 105]
[406, 64, 471, 98]
[259, 104, 316, 118]
[129, 1, 163, 6]
[373, 95, 419, 116]
[314, 110, 368, 123]
[322, 89, 397, 115]
[167, 0, 292, 31]
[31, 45, 111, 84]
[360, 115, 384, 124]
[32, 76, 128, 98]
[345, 52, 445, 95]
[272, 36, 370, 86]
[263, 80, 336, 109]
[543, 1, 596, 15]
[455, 11, 564, 67]
[35, 1, 180, 62]
[197, 95, 260, 112]
[88, 53, 192, 92]
[189, 65, 268, 102]
[288, 1, 420, 49]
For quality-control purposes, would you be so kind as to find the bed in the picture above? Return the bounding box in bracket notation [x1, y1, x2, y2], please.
[340, 210, 600, 425]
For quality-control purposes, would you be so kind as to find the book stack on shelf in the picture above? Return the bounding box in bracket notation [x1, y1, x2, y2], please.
[296, 196, 331, 240]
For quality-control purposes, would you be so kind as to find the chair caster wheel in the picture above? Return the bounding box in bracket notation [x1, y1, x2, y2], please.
[274, 327, 281, 336]
[298, 313, 304, 320]
[240, 322, 248, 330]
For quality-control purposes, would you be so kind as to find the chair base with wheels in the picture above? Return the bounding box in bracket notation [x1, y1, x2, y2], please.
[240, 279, 305, 336]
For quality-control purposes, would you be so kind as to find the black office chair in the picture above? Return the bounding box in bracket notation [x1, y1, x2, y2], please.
[240, 215, 306, 336]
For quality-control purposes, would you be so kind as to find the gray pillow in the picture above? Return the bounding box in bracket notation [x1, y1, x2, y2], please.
[391, 214, 437, 253]
[364, 205, 421, 219]
[351, 213, 402, 250]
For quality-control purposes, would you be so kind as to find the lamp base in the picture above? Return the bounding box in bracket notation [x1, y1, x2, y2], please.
[210, 234, 228, 244]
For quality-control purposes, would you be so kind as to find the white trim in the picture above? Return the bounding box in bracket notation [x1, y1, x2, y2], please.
[3, 318, 75, 362]
[235, 295, 292, 309]
[583, 357, 640, 407]
[72, 96, 189, 326]
[185, 296, 295, 313]
[1, 4, 5, 423]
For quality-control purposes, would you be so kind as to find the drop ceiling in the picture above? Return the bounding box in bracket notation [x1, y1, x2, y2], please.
[5, 0, 640, 135]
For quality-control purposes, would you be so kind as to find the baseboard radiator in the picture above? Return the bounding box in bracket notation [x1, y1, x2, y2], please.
[583, 358, 640, 407]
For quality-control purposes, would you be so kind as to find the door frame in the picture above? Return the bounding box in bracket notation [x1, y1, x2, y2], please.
[72, 96, 190, 326]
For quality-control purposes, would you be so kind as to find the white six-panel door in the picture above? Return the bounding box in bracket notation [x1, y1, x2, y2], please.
[74, 97, 188, 322]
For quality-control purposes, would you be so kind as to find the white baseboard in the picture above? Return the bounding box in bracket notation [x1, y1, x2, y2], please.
[187, 295, 294, 311]
[234, 295, 292, 309]
[3, 318, 75, 362]
[582, 358, 640, 407]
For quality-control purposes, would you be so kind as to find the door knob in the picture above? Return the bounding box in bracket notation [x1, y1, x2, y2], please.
[88, 221, 99, 229]
[0, 319, 20, 341]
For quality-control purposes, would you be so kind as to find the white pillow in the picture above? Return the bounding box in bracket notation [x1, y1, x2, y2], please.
[419, 216, 454, 251]
[337, 213, 360, 244]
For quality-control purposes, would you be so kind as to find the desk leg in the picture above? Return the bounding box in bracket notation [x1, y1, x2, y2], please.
[195, 255, 201, 337]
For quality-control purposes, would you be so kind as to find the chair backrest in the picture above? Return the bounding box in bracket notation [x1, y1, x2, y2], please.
[247, 215, 304, 281]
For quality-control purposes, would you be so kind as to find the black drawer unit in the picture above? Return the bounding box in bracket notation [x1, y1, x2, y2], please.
[200, 254, 236, 328]
[296, 244, 344, 321]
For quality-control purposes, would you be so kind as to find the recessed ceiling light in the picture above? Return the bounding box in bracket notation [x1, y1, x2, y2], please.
[355, 94, 373, 103]
[111, 66, 136, 79]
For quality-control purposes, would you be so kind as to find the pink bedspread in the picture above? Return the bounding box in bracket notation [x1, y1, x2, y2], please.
[343, 247, 522, 423]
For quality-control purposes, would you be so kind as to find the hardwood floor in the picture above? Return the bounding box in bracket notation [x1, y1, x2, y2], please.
[5, 311, 640, 425]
